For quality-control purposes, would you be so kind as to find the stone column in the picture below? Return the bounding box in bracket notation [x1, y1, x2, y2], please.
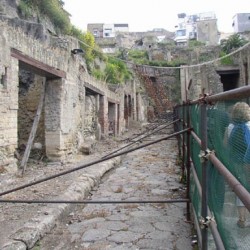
[108, 102, 117, 136]
[117, 103, 120, 135]
[99, 95, 108, 136]
[132, 80, 137, 121]
[124, 95, 129, 128]
[45, 78, 64, 160]
[95, 94, 101, 140]
[0, 57, 19, 171]
[136, 93, 139, 121]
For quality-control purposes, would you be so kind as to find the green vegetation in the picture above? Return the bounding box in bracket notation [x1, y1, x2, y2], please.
[219, 51, 234, 65]
[126, 50, 149, 64]
[69, 27, 131, 84]
[71, 28, 99, 71]
[104, 57, 132, 84]
[18, 1, 132, 85]
[188, 40, 205, 48]
[18, 0, 71, 34]
[120, 49, 185, 68]
[218, 33, 248, 65]
[18, 0, 33, 18]
[147, 60, 185, 67]
[220, 33, 248, 54]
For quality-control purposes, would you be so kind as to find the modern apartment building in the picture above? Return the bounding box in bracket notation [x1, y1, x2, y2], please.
[232, 13, 250, 33]
[87, 23, 129, 38]
[174, 12, 218, 46]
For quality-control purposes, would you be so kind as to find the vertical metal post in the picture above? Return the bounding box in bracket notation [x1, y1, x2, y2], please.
[174, 106, 182, 158]
[182, 104, 186, 180]
[201, 102, 208, 250]
[186, 103, 191, 221]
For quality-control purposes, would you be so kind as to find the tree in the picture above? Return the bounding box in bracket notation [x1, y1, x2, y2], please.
[220, 34, 248, 54]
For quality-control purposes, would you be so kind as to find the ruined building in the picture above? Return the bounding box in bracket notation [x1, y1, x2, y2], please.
[0, 20, 149, 172]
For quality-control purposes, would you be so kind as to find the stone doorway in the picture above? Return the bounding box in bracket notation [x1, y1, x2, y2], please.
[216, 67, 240, 91]
[11, 48, 66, 163]
[17, 71, 46, 161]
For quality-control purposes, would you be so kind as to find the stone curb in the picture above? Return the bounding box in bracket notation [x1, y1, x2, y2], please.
[2, 157, 121, 250]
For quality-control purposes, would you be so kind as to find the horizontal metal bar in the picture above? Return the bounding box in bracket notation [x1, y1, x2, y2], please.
[206, 85, 250, 103]
[0, 128, 190, 197]
[190, 129, 250, 211]
[190, 130, 201, 145]
[102, 119, 179, 159]
[188, 85, 250, 105]
[0, 199, 189, 204]
[209, 153, 250, 211]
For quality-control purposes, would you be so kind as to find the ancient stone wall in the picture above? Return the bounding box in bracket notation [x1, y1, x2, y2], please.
[0, 44, 19, 171]
[180, 45, 250, 101]
[0, 21, 147, 170]
[84, 95, 97, 139]
[18, 72, 45, 157]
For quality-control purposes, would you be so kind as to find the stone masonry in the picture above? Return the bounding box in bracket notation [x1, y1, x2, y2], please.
[0, 21, 148, 171]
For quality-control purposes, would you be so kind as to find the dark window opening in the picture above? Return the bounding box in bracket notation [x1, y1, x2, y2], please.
[150, 76, 156, 83]
[244, 63, 249, 85]
[1, 67, 7, 88]
[217, 70, 240, 91]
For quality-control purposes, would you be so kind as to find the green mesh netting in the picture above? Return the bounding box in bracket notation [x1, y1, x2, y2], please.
[208, 101, 250, 250]
[176, 100, 250, 250]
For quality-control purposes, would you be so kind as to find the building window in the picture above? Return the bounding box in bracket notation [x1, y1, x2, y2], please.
[93, 30, 99, 37]
[176, 29, 186, 36]
[104, 28, 112, 37]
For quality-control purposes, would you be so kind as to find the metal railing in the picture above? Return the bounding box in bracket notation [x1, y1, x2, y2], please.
[174, 85, 250, 250]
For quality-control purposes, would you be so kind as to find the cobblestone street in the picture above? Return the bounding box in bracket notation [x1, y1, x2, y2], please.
[39, 129, 193, 250]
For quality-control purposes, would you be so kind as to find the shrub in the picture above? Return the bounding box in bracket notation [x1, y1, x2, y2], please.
[18, 0, 71, 34]
[220, 34, 248, 54]
[219, 51, 234, 65]
[104, 57, 132, 84]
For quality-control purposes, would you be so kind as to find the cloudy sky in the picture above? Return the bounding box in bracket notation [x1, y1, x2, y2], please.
[63, 0, 249, 33]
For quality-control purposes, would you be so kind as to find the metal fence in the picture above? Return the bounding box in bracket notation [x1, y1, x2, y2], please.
[174, 86, 250, 250]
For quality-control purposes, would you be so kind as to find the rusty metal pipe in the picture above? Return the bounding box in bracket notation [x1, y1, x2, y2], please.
[200, 103, 208, 250]
[181, 138, 225, 249]
[190, 130, 250, 211]
[0, 198, 189, 204]
[209, 153, 250, 211]
[206, 85, 250, 103]
[102, 119, 179, 159]
[188, 86, 250, 105]
[186, 104, 191, 221]
[191, 131, 201, 145]
[191, 164, 225, 250]
[122, 116, 172, 142]
[0, 128, 190, 197]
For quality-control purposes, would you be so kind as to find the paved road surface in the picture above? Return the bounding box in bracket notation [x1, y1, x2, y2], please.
[39, 131, 193, 250]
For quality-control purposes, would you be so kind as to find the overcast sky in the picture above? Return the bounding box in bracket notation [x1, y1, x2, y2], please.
[63, 0, 249, 33]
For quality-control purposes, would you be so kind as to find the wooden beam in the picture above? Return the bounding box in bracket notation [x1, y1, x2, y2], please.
[84, 82, 104, 95]
[20, 78, 46, 175]
[11, 48, 66, 79]
[107, 97, 119, 104]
